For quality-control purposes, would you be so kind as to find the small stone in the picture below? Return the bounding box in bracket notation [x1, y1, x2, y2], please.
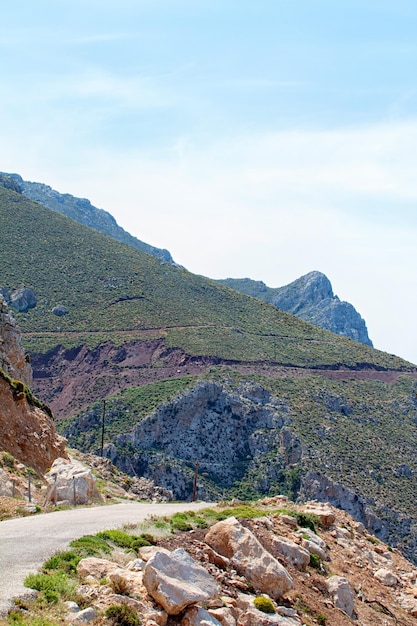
[71, 607, 96, 622]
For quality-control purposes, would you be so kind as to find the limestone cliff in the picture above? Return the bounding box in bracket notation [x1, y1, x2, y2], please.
[217, 271, 373, 346]
[0, 296, 67, 473]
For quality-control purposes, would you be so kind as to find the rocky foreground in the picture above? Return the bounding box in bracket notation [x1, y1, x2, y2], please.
[28, 499, 417, 626]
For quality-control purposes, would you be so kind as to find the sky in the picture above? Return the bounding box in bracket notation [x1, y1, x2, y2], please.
[1, 0, 417, 363]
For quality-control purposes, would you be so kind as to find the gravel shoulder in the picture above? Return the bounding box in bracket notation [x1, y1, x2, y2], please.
[0, 500, 207, 616]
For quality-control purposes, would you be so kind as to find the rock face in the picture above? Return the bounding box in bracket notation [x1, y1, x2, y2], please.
[217, 272, 373, 346]
[204, 517, 293, 599]
[0, 296, 68, 472]
[1, 172, 174, 264]
[97, 381, 294, 500]
[0, 295, 32, 385]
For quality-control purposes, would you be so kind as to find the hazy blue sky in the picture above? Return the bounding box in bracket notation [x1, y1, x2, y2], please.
[1, 1, 417, 363]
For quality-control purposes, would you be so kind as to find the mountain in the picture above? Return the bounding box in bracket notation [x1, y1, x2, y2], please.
[0, 172, 372, 346]
[217, 272, 373, 346]
[0, 172, 173, 263]
[2, 183, 417, 564]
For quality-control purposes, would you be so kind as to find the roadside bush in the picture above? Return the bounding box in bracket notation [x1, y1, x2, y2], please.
[105, 603, 141, 626]
[42, 550, 80, 574]
[24, 572, 75, 604]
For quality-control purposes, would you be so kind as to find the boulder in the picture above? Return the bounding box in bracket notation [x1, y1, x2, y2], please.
[46, 457, 103, 505]
[205, 517, 293, 599]
[77, 557, 120, 580]
[374, 568, 399, 587]
[70, 607, 96, 623]
[143, 548, 219, 615]
[108, 569, 144, 596]
[268, 536, 310, 570]
[208, 607, 237, 626]
[327, 576, 355, 618]
[181, 606, 223, 626]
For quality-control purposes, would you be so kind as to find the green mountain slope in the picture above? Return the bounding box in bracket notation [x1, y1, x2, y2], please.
[0, 186, 413, 370]
[0, 172, 173, 263]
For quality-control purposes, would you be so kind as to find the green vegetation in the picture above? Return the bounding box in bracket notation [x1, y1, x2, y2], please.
[23, 572, 75, 604]
[1, 185, 413, 370]
[105, 604, 141, 626]
[58, 376, 197, 450]
[1, 451, 15, 469]
[253, 596, 276, 614]
[0, 368, 53, 419]
[97, 529, 155, 551]
[69, 535, 112, 557]
[42, 551, 80, 575]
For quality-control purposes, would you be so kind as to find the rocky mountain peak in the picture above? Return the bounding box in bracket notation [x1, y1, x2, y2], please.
[272, 271, 334, 312]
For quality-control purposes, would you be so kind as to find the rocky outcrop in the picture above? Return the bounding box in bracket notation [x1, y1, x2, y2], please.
[95, 381, 293, 500]
[217, 272, 373, 346]
[0, 295, 32, 385]
[205, 517, 293, 599]
[0, 296, 67, 473]
[299, 471, 387, 540]
[1, 172, 174, 264]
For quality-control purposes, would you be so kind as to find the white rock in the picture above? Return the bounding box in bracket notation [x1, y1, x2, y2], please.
[127, 558, 145, 571]
[77, 557, 120, 580]
[143, 547, 219, 615]
[327, 576, 355, 617]
[46, 458, 102, 505]
[181, 606, 223, 626]
[208, 607, 237, 626]
[64, 601, 80, 613]
[374, 568, 399, 587]
[205, 517, 293, 600]
[139, 546, 171, 561]
[71, 607, 96, 622]
[301, 539, 329, 562]
[269, 536, 310, 571]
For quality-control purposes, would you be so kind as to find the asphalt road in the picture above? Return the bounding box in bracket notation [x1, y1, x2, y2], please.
[0, 501, 208, 616]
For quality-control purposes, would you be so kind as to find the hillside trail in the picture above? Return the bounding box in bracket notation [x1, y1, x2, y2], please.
[0, 500, 208, 616]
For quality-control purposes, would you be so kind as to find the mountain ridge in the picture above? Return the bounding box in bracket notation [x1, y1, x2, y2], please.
[217, 272, 373, 346]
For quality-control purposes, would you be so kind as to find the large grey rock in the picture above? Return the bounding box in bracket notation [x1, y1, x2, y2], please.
[9, 287, 37, 313]
[327, 576, 355, 618]
[205, 517, 293, 599]
[143, 548, 219, 615]
[268, 536, 310, 570]
[46, 457, 102, 505]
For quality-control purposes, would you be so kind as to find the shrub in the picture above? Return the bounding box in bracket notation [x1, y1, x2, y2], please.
[170, 512, 193, 532]
[42, 550, 81, 574]
[253, 596, 275, 614]
[1, 451, 15, 469]
[296, 512, 320, 533]
[309, 553, 322, 570]
[105, 603, 141, 626]
[69, 534, 111, 556]
[24, 572, 75, 604]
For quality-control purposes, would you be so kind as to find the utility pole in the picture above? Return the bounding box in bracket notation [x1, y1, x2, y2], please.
[192, 461, 199, 502]
[100, 399, 106, 457]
